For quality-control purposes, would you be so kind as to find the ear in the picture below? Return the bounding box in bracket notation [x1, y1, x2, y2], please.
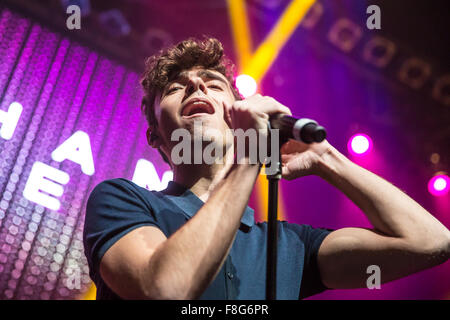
[146, 127, 162, 148]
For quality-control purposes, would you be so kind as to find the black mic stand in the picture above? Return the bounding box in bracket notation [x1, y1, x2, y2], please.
[265, 125, 284, 300]
[264, 119, 326, 300]
[265, 154, 281, 300]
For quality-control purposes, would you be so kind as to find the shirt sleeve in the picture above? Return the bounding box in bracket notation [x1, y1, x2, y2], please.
[283, 222, 333, 299]
[82, 178, 161, 279]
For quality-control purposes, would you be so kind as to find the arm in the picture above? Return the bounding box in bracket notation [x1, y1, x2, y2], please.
[281, 140, 450, 289]
[100, 161, 260, 299]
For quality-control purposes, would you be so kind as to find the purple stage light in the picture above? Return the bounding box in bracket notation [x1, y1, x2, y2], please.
[235, 74, 257, 98]
[428, 174, 449, 197]
[347, 133, 372, 156]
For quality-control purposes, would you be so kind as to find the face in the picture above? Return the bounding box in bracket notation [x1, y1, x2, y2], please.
[150, 66, 237, 162]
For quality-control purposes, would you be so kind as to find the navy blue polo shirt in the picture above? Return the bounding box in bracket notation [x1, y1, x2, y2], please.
[83, 178, 332, 300]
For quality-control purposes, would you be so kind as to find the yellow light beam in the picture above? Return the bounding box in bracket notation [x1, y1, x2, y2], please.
[226, 0, 253, 70]
[227, 0, 316, 221]
[78, 282, 96, 300]
[244, 0, 316, 82]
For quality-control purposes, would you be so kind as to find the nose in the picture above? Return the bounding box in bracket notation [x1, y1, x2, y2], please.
[185, 76, 207, 97]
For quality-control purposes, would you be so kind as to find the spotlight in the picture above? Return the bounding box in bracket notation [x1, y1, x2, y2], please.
[428, 174, 449, 197]
[235, 74, 257, 98]
[348, 133, 372, 156]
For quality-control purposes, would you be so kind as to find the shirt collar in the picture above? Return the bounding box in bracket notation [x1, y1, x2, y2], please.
[161, 181, 255, 228]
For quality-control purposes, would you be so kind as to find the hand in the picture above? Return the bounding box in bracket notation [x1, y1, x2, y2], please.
[223, 94, 291, 163]
[223, 94, 291, 134]
[280, 138, 332, 180]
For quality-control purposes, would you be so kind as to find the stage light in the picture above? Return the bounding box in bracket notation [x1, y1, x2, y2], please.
[348, 133, 372, 156]
[432, 75, 450, 106]
[143, 29, 173, 54]
[241, 0, 317, 82]
[98, 9, 131, 37]
[397, 58, 431, 90]
[362, 36, 397, 68]
[430, 153, 440, 165]
[428, 174, 449, 197]
[300, 2, 323, 30]
[328, 18, 363, 53]
[235, 74, 257, 98]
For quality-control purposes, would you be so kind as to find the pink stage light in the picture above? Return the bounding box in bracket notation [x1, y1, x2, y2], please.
[428, 174, 449, 197]
[347, 133, 372, 156]
[235, 74, 257, 98]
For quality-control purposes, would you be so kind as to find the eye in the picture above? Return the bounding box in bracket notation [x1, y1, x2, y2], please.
[166, 86, 182, 94]
[208, 84, 222, 90]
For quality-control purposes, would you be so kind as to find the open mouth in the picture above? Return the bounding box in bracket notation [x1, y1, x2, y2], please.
[181, 99, 215, 118]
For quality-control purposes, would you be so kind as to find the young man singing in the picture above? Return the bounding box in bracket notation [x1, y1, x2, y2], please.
[83, 38, 450, 300]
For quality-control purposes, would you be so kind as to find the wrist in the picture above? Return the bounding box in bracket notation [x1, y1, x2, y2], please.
[315, 145, 348, 182]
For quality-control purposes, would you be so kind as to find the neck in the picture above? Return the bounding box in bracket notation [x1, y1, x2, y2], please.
[172, 153, 234, 202]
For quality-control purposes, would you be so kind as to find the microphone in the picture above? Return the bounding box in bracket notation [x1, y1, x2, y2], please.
[269, 114, 327, 144]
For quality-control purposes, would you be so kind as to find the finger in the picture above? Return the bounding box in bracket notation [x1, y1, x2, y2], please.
[275, 103, 292, 116]
[222, 101, 233, 128]
[280, 139, 308, 154]
[260, 97, 292, 116]
[281, 164, 293, 180]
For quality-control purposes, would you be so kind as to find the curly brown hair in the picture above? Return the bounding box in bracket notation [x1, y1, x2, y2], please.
[140, 37, 241, 129]
[139, 37, 241, 165]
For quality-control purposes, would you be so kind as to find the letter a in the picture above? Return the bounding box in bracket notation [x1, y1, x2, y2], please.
[51, 130, 95, 175]
[366, 265, 381, 289]
[366, 5, 381, 30]
[66, 5, 81, 30]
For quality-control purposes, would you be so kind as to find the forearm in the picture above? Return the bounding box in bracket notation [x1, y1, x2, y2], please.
[317, 146, 450, 250]
[144, 161, 260, 299]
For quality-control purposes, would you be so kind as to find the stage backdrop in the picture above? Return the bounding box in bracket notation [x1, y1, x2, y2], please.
[0, 7, 173, 299]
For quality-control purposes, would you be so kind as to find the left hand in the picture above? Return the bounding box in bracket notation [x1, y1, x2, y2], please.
[280, 139, 332, 180]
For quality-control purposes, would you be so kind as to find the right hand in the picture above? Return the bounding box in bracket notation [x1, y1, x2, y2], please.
[222, 94, 292, 163]
[223, 94, 291, 137]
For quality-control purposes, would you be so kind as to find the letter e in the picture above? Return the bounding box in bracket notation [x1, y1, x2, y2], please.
[23, 161, 70, 211]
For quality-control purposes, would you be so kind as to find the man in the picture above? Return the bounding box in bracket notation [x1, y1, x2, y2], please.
[83, 38, 449, 300]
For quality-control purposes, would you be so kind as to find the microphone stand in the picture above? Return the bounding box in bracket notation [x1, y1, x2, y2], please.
[265, 159, 281, 300]
[265, 127, 283, 300]
[264, 116, 326, 300]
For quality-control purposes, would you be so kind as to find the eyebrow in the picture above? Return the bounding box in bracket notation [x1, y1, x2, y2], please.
[170, 69, 229, 87]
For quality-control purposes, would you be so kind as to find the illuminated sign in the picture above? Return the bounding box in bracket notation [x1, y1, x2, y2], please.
[1, 103, 172, 211]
